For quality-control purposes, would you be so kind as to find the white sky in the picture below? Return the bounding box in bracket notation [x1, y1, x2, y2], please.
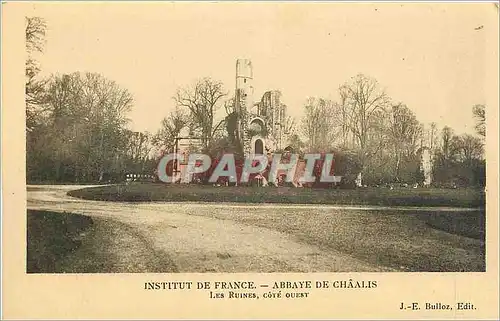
[30, 2, 497, 136]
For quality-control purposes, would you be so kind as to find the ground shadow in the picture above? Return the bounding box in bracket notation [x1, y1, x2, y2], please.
[27, 210, 93, 273]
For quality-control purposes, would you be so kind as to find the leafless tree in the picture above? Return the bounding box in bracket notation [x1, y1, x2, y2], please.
[425, 122, 439, 151]
[301, 97, 337, 151]
[334, 87, 351, 148]
[282, 115, 296, 135]
[224, 96, 235, 115]
[441, 126, 454, 161]
[338, 74, 391, 181]
[174, 78, 227, 149]
[26, 17, 48, 131]
[37, 72, 133, 181]
[124, 131, 153, 171]
[389, 103, 423, 178]
[473, 104, 486, 137]
[26, 17, 47, 53]
[452, 134, 484, 163]
[153, 107, 189, 153]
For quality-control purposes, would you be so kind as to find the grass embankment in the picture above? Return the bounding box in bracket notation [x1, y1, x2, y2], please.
[27, 210, 177, 273]
[424, 211, 485, 240]
[27, 210, 93, 273]
[67, 183, 485, 208]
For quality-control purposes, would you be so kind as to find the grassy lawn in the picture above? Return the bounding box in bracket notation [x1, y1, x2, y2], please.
[27, 210, 178, 273]
[184, 207, 485, 272]
[27, 199, 484, 273]
[27, 210, 94, 273]
[424, 211, 485, 240]
[68, 182, 485, 208]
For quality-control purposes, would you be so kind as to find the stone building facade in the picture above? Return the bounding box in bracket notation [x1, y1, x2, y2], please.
[234, 59, 291, 155]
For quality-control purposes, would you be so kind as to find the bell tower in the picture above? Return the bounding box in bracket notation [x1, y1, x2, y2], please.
[235, 59, 254, 153]
[235, 59, 254, 114]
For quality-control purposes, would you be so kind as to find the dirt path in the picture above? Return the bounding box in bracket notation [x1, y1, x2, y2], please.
[28, 185, 390, 272]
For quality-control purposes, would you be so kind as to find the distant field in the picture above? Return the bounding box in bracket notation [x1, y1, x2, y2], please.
[67, 183, 485, 208]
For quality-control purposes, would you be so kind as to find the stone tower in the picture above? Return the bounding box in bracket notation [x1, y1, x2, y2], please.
[235, 59, 254, 153]
[235, 59, 254, 113]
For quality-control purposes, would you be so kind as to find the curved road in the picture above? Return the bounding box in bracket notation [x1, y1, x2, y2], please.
[27, 185, 484, 273]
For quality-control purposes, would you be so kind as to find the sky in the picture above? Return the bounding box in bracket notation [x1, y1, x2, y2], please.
[29, 2, 497, 136]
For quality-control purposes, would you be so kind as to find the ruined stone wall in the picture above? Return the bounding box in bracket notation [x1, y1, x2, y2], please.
[255, 90, 291, 151]
[235, 60, 291, 154]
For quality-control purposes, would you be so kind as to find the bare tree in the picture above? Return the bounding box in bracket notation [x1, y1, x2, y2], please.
[441, 126, 454, 162]
[124, 131, 153, 172]
[287, 133, 305, 154]
[174, 78, 227, 149]
[282, 115, 296, 135]
[301, 97, 337, 151]
[426, 122, 439, 151]
[389, 103, 423, 180]
[473, 104, 486, 137]
[153, 107, 189, 153]
[37, 72, 133, 181]
[338, 74, 391, 182]
[26, 17, 47, 53]
[334, 87, 351, 148]
[433, 128, 485, 187]
[224, 96, 235, 115]
[26, 17, 48, 131]
[452, 134, 484, 163]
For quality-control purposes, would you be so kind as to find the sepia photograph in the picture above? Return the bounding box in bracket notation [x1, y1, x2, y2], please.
[3, 1, 499, 319]
[23, 2, 490, 275]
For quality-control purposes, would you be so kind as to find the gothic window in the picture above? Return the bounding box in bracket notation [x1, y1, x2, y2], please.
[255, 139, 264, 155]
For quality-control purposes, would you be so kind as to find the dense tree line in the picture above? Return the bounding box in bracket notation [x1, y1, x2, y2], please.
[26, 18, 155, 183]
[297, 75, 485, 188]
[26, 17, 485, 188]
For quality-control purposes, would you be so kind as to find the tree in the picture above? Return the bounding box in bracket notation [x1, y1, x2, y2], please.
[25, 17, 48, 131]
[336, 87, 350, 148]
[440, 126, 454, 161]
[473, 104, 485, 137]
[27, 72, 134, 182]
[388, 103, 423, 182]
[423, 122, 439, 151]
[26, 17, 46, 53]
[124, 131, 154, 172]
[301, 97, 337, 151]
[174, 78, 227, 150]
[337, 74, 391, 184]
[452, 134, 484, 164]
[153, 107, 189, 153]
[286, 133, 305, 155]
[282, 115, 296, 136]
[432, 128, 485, 187]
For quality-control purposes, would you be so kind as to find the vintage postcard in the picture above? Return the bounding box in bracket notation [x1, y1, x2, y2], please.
[2, 1, 499, 319]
